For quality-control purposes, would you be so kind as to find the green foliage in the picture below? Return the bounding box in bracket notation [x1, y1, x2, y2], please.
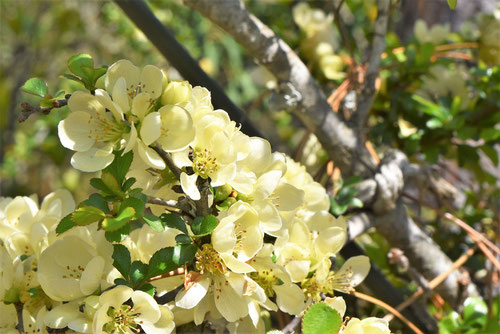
[302, 302, 342, 334]
[62, 53, 107, 91]
[439, 296, 500, 333]
[112, 244, 132, 280]
[447, 0, 457, 10]
[160, 213, 189, 235]
[330, 176, 363, 216]
[191, 215, 218, 236]
[72, 206, 106, 226]
[21, 78, 48, 97]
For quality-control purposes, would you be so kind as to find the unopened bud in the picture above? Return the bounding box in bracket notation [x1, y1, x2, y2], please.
[161, 80, 192, 105]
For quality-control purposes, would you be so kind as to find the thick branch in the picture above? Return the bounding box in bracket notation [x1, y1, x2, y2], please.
[183, 0, 375, 177]
[351, 0, 390, 130]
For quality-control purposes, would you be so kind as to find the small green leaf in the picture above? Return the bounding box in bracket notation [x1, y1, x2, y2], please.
[84, 193, 109, 213]
[146, 247, 177, 279]
[463, 297, 487, 324]
[56, 213, 76, 234]
[302, 302, 342, 334]
[130, 261, 148, 286]
[447, 0, 457, 10]
[342, 176, 363, 188]
[112, 244, 131, 280]
[172, 244, 198, 266]
[102, 207, 135, 231]
[175, 234, 192, 244]
[92, 66, 108, 83]
[160, 214, 189, 235]
[103, 150, 133, 185]
[90, 178, 113, 195]
[101, 172, 122, 197]
[72, 206, 106, 226]
[349, 197, 364, 208]
[137, 283, 155, 296]
[21, 78, 48, 97]
[114, 278, 129, 286]
[426, 118, 443, 129]
[122, 177, 136, 191]
[60, 73, 83, 83]
[105, 224, 130, 242]
[481, 145, 499, 166]
[68, 53, 94, 79]
[120, 197, 145, 218]
[191, 215, 218, 236]
[143, 214, 164, 232]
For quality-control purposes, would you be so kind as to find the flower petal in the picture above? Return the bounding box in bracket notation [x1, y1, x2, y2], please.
[132, 290, 161, 323]
[175, 275, 210, 309]
[58, 111, 94, 152]
[157, 105, 195, 152]
[71, 147, 114, 172]
[105, 59, 140, 93]
[180, 172, 200, 200]
[80, 256, 105, 295]
[137, 141, 166, 170]
[141, 65, 163, 99]
[140, 112, 161, 146]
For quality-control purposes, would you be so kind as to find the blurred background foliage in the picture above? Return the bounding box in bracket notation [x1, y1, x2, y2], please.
[1, 0, 499, 332]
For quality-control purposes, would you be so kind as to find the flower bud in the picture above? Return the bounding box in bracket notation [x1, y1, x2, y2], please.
[161, 80, 192, 105]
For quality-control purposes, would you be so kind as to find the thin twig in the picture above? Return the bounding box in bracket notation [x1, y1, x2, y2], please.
[147, 196, 179, 209]
[351, 291, 425, 334]
[19, 95, 70, 122]
[442, 212, 500, 256]
[281, 316, 301, 334]
[384, 248, 475, 321]
[152, 145, 182, 179]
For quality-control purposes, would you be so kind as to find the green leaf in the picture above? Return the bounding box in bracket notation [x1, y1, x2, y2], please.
[146, 247, 177, 279]
[412, 94, 447, 120]
[191, 215, 218, 236]
[122, 177, 136, 191]
[103, 150, 133, 186]
[447, 0, 457, 10]
[160, 214, 189, 235]
[349, 197, 364, 208]
[101, 172, 122, 197]
[72, 206, 105, 226]
[481, 145, 499, 166]
[130, 261, 148, 286]
[84, 193, 109, 213]
[56, 213, 76, 235]
[172, 244, 198, 266]
[112, 244, 131, 280]
[102, 207, 135, 231]
[114, 278, 129, 286]
[480, 128, 500, 141]
[342, 176, 363, 188]
[426, 118, 443, 129]
[302, 302, 342, 334]
[175, 234, 192, 244]
[21, 78, 48, 97]
[120, 197, 145, 218]
[143, 214, 164, 232]
[60, 73, 83, 84]
[137, 283, 155, 296]
[105, 224, 130, 242]
[92, 66, 108, 83]
[90, 178, 113, 195]
[463, 297, 488, 325]
[68, 53, 94, 79]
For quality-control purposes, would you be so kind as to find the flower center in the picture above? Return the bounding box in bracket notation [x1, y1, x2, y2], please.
[192, 148, 218, 179]
[88, 113, 127, 143]
[104, 304, 141, 333]
[60, 264, 85, 279]
[195, 244, 226, 274]
[249, 269, 280, 297]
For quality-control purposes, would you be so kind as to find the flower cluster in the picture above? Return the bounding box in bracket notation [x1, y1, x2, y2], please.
[1, 59, 389, 333]
[293, 2, 346, 80]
